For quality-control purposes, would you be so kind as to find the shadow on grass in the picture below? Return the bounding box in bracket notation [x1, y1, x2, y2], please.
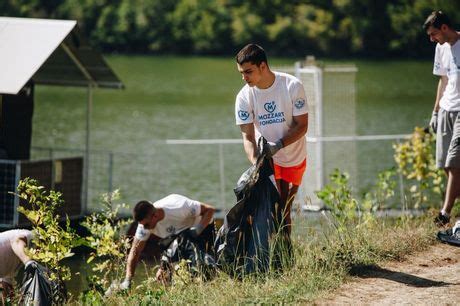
[349, 264, 455, 288]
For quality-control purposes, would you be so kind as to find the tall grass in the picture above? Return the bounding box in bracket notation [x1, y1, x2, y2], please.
[73, 214, 435, 305]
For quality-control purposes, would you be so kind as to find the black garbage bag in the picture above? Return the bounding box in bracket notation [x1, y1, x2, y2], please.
[19, 262, 67, 306]
[159, 226, 217, 282]
[214, 137, 292, 276]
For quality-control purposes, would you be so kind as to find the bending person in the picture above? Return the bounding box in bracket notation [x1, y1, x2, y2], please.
[0, 229, 35, 303]
[121, 194, 215, 288]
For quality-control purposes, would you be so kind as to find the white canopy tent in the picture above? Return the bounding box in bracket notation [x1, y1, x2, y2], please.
[0, 17, 124, 213]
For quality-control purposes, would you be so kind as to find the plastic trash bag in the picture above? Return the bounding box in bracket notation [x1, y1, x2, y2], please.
[19, 262, 67, 306]
[159, 228, 217, 283]
[214, 137, 292, 276]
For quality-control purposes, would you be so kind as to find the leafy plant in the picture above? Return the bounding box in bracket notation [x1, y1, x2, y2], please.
[315, 169, 361, 231]
[362, 168, 397, 211]
[393, 127, 444, 208]
[15, 178, 82, 281]
[80, 190, 132, 292]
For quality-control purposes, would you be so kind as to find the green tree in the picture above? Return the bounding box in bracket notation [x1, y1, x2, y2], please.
[169, 0, 231, 53]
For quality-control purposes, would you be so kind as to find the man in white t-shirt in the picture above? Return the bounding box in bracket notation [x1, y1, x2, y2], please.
[424, 11, 460, 226]
[121, 194, 215, 288]
[234, 44, 308, 233]
[0, 229, 35, 302]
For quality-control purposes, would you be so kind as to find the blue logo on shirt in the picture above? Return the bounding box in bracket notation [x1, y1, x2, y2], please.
[453, 56, 460, 69]
[295, 99, 305, 110]
[264, 101, 276, 113]
[435, 61, 441, 71]
[238, 110, 250, 121]
[138, 229, 147, 238]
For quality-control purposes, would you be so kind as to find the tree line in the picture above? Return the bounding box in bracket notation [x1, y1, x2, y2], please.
[2, 0, 460, 57]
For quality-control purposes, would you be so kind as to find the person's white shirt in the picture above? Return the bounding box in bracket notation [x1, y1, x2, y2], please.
[433, 39, 460, 111]
[134, 194, 202, 240]
[235, 71, 308, 167]
[0, 229, 33, 285]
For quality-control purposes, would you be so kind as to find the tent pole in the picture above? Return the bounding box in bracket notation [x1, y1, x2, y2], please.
[84, 85, 93, 215]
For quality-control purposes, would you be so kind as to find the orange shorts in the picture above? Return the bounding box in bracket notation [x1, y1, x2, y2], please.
[273, 159, 306, 186]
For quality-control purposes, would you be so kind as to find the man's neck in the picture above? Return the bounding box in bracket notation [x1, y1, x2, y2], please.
[256, 70, 276, 89]
[157, 208, 165, 221]
[447, 31, 460, 45]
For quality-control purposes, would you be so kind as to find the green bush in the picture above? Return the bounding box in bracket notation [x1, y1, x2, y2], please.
[80, 190, 132, 294]
[16, 178, 83, 281]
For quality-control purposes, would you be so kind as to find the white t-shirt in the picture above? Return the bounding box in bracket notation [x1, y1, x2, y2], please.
[0, 229, 33, 284]
[134, 194, 202, 240]
[235, 71, 308, 167]
[433, 38, 460, 111]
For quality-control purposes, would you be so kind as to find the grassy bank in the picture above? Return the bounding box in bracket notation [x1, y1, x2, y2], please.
[75, 215, 436, 305]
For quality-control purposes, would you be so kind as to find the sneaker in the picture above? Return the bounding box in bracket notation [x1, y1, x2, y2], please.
[452, 220, 460, 238]
[434, 212, 450, 227]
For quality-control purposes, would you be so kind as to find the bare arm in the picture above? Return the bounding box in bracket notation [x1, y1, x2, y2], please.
[10, 236, 31, 264]
[434, 76, 448, 112]
[125, 238, 146, 280]
[198, 203, 215, 229]
[281, 113, 308, 147]
[239, 123, 258, 164]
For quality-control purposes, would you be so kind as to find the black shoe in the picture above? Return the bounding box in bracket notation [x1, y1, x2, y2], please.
[434, 212, 450, 227]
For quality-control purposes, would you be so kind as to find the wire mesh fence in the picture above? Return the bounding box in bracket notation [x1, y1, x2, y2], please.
[0, 160, 18, 226]
[0, 62, 425, 218]
[26, 134, 413, 215]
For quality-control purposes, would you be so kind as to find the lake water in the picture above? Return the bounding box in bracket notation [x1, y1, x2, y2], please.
[30, 56, 437, 212]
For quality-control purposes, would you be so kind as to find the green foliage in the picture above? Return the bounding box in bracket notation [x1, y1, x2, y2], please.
[362, 168, 397, 211]
[314, 167, 401, 268]
[387, 0, 460, 56]
[80, 190, 132, 292]
[393, 127, 444, 208]
[5, 0, 460, 56]
[77, 216, 434, 304]
[315, 169, 362, 230]
[15, 178, 82, 281]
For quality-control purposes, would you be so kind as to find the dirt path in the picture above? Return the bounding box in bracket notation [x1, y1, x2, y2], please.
[318, 242, 460, 305]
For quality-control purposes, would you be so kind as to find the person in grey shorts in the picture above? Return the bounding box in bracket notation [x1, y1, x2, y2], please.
[424, 11, 460, 226]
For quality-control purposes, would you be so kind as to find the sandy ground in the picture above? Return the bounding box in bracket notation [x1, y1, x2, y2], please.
[317, 242, 460, 305]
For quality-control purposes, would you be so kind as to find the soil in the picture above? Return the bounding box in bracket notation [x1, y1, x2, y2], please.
[317, 242, 460, 305]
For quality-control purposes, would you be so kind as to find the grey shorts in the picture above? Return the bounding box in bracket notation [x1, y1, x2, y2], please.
[436, 108, 460, 168]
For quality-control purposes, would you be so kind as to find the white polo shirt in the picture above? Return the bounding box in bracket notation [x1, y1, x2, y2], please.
[433, 38, 460, 111]
[134, 194, 202, 240]
[235, 71, 308, 167]
[0, 229, 33, 284]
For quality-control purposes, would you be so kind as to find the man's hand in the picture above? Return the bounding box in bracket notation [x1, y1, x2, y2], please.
[24, 260, 37, 269]
[24, 260, 37, 273]
[0, 281, 14, 302]
[119, 278, 131, 290]
[263, 139, 283, 158]
[430, 111, 438, 134]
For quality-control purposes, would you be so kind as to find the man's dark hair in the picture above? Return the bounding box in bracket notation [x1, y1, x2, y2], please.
[133, 200, 155, 222]
[236, 44, 268, 66]
[423, 10, 452, 31]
